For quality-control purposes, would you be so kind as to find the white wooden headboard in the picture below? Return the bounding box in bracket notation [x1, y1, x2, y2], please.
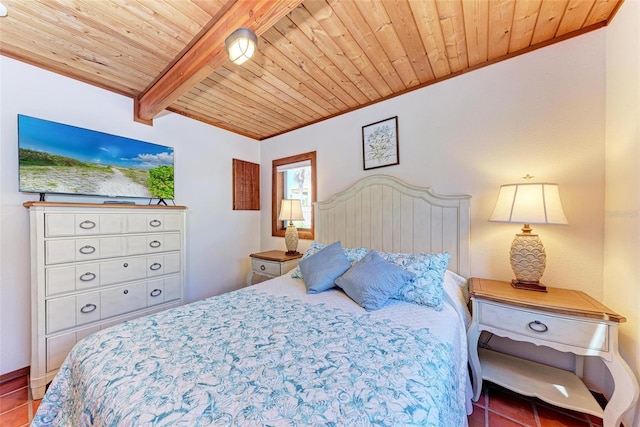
[314, 175, 471, 277]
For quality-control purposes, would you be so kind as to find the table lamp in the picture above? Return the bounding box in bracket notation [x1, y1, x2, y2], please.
[489, 179, 568, 292]
[278, 199, 304, 255]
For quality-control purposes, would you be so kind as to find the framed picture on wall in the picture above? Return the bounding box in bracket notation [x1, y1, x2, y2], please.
[362, 116, 399, 170]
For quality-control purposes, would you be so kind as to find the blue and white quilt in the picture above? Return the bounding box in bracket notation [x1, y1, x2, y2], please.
[34, 286, 468, 426]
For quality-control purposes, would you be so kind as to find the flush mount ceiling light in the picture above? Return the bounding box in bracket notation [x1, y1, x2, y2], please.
[225, 28, 257, 65]
[0, 2, 8, 17]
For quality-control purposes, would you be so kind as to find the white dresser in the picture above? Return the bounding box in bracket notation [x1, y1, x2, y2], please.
[25, 202, 187, 399]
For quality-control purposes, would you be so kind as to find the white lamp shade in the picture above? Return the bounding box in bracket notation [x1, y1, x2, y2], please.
[278, 199, 304, 222]
[489, 183, 568, 225]
[225, 28, 257, 65]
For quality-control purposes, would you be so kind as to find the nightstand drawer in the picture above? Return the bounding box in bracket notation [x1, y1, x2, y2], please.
[479, 302, 609, 352]
[251, 258, 282, 276]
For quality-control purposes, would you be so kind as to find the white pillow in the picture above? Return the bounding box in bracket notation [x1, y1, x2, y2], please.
[442, 270, 471, 327]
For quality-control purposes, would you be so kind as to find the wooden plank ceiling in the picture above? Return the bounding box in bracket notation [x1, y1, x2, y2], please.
[0, 0, 623, 140]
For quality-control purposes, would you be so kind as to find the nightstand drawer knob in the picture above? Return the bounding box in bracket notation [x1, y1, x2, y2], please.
[528, 320, 548, 333]
[260, 265, 266, 271]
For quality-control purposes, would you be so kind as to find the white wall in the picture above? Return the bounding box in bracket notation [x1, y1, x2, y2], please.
[261, 31, 611, 388]
[605, 1, 640, 426]
[2, 9, 637, 419]
[0, 57, 261, 375]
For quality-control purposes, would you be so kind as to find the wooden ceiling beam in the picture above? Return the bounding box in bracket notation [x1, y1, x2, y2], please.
[135, 0, 303, 125]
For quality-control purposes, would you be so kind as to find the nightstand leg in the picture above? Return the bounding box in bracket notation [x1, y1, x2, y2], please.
[602, 352, 639, 427]
[246, 271, 254, 287]
[467, 321, 483, 402]
[574, 355, 584, 378]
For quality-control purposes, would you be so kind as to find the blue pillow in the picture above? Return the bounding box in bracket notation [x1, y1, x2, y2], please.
[335, 250, 416, 311]
[291, 242, 367, 279]
[378, 251, 451, 310]
[298, 241, 351, 294]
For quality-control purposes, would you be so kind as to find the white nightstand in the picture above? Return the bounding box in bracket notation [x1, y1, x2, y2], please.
[246, 250, 302, 286]
[467, 277, 639, 427]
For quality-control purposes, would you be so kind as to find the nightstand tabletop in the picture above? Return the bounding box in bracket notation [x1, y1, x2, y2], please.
[469, 278, 625, 323]
[249, 250, 303, 262]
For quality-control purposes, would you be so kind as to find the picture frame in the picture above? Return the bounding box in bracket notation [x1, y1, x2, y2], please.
[362, 116, 399, 170]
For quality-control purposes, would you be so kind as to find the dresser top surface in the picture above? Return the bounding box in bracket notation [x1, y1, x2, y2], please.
[469, 278, 625, 323]
[24, 201, 187, 210]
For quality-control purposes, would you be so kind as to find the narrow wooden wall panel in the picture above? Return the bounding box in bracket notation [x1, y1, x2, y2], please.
[232, 159, 260, 211]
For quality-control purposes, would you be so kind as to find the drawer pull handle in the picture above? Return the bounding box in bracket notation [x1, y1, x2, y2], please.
[123, 289, 129, 295]
[123, 263, 128, 268]
[150, 289, 162, 297]
[149, 240, 161, 248]
[150, 263, 162, 271]
[79, 220, 96, 229]
[528, 320, 548, 333]
[79, 272, 96, 282]
[149, 219, 162, 227]
[79, 245, 96, 254]
[80, 303, 97, 314]
[260, 265, 266, 271]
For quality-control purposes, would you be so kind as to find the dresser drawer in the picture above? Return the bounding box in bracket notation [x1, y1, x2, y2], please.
[46, 238, 102, 264]
[47, 291, 102, 333]
[45, 213, 124, 237]
[99, 258, 149, 286]
[251, 258, 282, 276]
[142, 233, 181, 253]
[46, 237, 125, 264]
[46, 263, 101, 296]
[46, 281, 158, 334]
[125, 214, 182, 233]
[45, 234, 181, 265]
[100, 282, 147, 319]
[45, 213, 182, 237]
[146, 276, 181, 307]
[147, 253, 181, 277]
[479, 302, 609, 352]
[46, 253, 181, 292]
[46, 325, 100, 372]
[120, 233, 181, 256]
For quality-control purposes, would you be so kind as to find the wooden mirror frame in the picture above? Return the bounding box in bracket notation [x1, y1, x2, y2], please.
[272, 151, 316, 240]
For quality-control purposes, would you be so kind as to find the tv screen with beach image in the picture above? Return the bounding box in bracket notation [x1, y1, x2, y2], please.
[18, 115, 174, 200]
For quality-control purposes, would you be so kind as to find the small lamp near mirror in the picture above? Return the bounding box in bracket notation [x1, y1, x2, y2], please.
[489, 177, 568, 292]
[278, 199, 304, 255]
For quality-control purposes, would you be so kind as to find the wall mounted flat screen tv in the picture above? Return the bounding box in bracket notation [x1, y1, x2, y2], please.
[18, 115, 174, 200]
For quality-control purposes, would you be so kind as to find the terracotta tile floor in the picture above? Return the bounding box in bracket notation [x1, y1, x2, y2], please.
[1, 376, 606, 426]
[470, 383, 606, 427]
[0, 375, 39, 427]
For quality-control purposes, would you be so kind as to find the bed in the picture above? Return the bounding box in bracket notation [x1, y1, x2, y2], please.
[33, 174, 472, 426]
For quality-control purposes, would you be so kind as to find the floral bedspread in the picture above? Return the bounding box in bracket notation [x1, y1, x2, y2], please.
[33, 289, 467, 426]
